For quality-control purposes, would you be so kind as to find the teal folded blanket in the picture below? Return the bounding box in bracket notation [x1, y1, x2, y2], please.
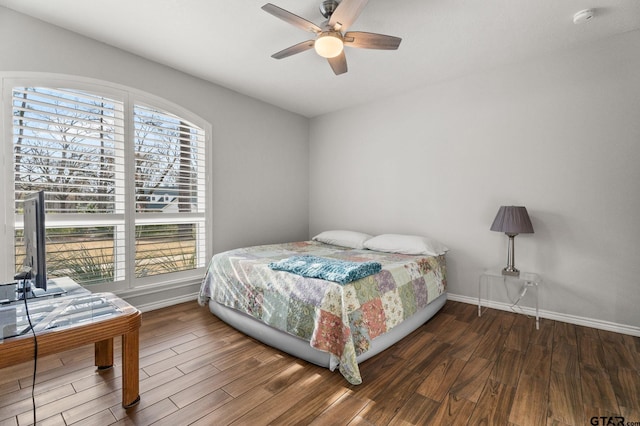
[269, 255, 382, 285]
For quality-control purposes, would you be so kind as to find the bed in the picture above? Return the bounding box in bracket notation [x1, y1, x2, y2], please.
[198, 234, 448, 385]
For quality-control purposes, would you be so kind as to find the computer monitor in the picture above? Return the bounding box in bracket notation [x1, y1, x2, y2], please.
[22, 190, 47, 292]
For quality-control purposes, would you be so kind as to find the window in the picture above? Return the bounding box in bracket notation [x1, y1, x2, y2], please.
[4, 78, 210, 291]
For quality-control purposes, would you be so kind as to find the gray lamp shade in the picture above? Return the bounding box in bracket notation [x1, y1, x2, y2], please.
[490, 206, 534, 235]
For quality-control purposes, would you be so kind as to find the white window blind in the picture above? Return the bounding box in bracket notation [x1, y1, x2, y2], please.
[12, 86, 207, 287]
[132, 104, 207, 278]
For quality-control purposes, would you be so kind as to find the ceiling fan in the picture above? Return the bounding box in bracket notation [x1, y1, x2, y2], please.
[262, 0, 402, 75]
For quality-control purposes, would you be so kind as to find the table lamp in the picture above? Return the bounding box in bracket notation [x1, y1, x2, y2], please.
[490, 206, 534, 277]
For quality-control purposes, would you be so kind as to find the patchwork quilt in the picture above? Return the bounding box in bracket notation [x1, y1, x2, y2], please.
[198, 240, 447, 384]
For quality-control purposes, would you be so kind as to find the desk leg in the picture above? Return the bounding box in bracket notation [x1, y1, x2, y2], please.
[95, 338, 114, 370]
[122, 329, 140, 408]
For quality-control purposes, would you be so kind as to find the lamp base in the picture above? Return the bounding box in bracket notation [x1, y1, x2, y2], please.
[502, 233, 520, 277]
[502, 267, 520, 277]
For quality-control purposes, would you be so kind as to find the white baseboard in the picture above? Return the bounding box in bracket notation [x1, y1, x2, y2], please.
[113, 279, 201, 313]
[448, 293, 640, 337]
[133, 292, 199, 313]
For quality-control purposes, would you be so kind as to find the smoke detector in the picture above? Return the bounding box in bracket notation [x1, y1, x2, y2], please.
[573, 9, 595, 24]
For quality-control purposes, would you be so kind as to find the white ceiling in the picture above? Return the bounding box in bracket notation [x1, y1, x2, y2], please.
[1, 0, 639, 117]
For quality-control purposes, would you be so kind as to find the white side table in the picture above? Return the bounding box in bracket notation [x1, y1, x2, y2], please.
[478, 270, 541, 329]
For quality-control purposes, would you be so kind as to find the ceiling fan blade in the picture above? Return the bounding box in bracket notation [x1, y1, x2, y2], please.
[327, 51, 348, 75]
[262, 3, 322, 33]
[271, 40, 315, 59]
[343, 31, 402, 50]
[328, 0, 368, 31]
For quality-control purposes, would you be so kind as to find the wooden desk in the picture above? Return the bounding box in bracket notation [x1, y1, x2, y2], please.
[0, 289, 141, 408]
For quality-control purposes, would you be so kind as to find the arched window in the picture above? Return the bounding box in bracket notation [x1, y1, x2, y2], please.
[2, 76, 210, 291]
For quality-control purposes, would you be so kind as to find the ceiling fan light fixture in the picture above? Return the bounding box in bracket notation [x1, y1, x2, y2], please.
[314, 32, 344, 58]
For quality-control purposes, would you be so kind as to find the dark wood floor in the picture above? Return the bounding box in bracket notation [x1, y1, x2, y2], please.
[1, 300, 639, 425]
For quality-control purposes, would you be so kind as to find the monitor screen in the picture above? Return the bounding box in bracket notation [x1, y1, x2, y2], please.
[22, 190, 47, 291]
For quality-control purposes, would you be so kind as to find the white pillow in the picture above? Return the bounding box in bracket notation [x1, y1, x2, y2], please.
[312, 230, 373, 249]
[364, 234, 448, 256]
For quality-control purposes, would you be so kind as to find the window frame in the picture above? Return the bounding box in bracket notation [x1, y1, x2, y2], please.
[1, 73, 213, 294]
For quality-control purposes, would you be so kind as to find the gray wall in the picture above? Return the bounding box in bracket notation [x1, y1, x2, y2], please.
[0, 7, 310, 308]
[3, 7, 638, 332]
[309, 30, 640, 331]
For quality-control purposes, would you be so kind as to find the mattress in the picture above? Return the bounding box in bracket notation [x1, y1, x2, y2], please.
[198, 240, 447, 384]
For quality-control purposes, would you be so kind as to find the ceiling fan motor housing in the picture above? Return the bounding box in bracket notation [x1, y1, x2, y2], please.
[320, 0, 340, 18]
